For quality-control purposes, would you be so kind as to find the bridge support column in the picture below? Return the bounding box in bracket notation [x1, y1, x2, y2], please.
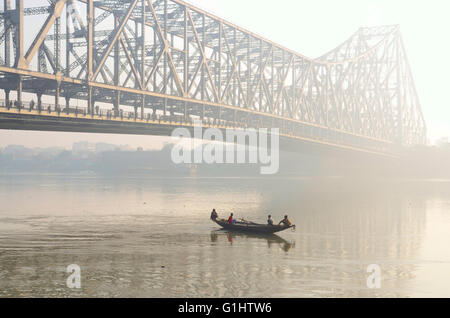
[37, 92, 42, 113]
[163, 98, 167, 116]
[4, 89, 10, 109]
[65, 95, 70, 114]
[170, 102, 174, 117]
[114, 91, 120, 117]
[141, 95, 145, 120]
[17, 75, 22, 112]
[87, 86, 93, 117]
[55, 81, 61, 113]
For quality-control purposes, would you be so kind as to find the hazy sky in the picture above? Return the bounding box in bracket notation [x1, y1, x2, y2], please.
[1, 0, 449, 149]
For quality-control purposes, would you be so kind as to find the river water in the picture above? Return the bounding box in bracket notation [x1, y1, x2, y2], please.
[0, 174, 449, 298]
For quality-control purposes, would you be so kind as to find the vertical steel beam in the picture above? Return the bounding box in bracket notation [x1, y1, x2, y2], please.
[113, 14, 120, 116]
[141, 0, 146, 87]
[87, 86, 93, 117]
[153, 27, 157, 94]
[55, 11, 62, 113]
[4, 89, 10, 108]
[271, 48, 274, 112]
[163, 0, 167, 104]
[201, 14, 205, 118]
[87, 0, 94, 115]
[4, 0, 11, 67]
[247, 35, 250, 108]
[37, 92, 42, 113]
[55, 17, 61, 74]
[66, 1, 71, 77]
[201, 14, 205, 104]
[14, 0, 25, 69]
[164, 97, 167, 116]
[17, 75, 22, 110]
[87, 0, 94, 81]
[218, 21, 222, 101]
[184, 7, 188, 96]
[65, 95, 70, 112]
[292, 57, 296, 118]
[233, 28, 236, 107]
[55, 81, 60, 111]
[141, 0, 146, 118]
[65, 2, 71, 108]
[141, 95, 145, 119]
[396, 36, 403, 145]
[259, 39, 263, 109]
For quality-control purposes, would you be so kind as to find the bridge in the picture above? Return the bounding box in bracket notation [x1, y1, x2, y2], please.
[0, 0, 427, 157]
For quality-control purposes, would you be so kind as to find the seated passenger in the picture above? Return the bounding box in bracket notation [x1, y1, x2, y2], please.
[278, 215, 292, 227]
[267, 215, 274, 226]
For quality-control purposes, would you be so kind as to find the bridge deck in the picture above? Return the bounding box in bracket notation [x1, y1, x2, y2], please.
[0, 102, 397, 158]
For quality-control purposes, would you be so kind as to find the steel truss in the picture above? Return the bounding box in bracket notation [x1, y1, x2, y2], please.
[0, 0, 426, 151]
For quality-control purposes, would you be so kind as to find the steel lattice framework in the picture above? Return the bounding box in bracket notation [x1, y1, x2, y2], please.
[0, 0, 427, 154]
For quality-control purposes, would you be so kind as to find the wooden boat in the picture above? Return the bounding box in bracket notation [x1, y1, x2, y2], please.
[212, 218, 295, 234]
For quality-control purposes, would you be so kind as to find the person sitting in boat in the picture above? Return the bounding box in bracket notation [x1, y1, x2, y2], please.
[278, 215, 292, 227]
[267, 215, 274, 226]
[210, 209, 218, 220]
[228, 213, 234, 224]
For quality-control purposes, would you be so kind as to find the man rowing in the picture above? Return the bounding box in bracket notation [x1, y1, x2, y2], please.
[210, 209, 218, 220]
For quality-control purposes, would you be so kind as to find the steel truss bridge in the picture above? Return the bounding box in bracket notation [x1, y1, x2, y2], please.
[0, 0, 426, 157]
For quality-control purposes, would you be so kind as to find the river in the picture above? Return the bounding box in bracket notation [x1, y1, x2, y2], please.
[0, 174, 449, 297]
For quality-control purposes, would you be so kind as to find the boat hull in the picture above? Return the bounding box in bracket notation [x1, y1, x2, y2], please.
[212, 219, 293, 234]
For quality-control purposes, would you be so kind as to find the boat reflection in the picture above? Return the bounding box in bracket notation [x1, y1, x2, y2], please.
[210, 230, 295, 252]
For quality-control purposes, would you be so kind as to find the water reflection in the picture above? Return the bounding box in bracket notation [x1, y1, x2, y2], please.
[211, 230, 295, 252]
